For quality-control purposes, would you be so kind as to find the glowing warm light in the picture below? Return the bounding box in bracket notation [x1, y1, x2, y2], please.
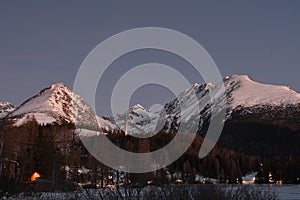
[175, 179, 183, 183]
[268, 172, 274, 183]
[106, 184, 115, 189]
[242, 177, 256, 184]
[31, 172, 41, 181]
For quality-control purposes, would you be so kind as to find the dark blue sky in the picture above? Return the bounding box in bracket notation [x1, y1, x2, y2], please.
[0, 1, 299, 115]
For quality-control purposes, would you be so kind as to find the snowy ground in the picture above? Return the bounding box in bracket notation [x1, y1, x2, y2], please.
[223, 184, 300, 200]
[1, 184, 299, 200]
[268, 184, 300, 200]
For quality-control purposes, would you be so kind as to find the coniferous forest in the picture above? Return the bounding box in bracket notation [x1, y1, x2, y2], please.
[0, 117, 299, 195]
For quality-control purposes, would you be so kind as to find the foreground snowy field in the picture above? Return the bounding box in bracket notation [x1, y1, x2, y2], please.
[1, 184, 299, 200]
[270, 184, 300, 200]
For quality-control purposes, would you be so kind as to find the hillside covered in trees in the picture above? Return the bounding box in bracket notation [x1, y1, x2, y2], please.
[0, 116, 299, 194]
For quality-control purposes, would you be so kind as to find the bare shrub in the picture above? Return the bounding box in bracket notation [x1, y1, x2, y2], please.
[221, 185, 278, 200]
[3, 184, 278, 200]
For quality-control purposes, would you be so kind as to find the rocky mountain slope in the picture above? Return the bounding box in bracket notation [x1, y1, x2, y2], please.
[5, 83, 113, 131]
[2, 75, 300, 137]
[0, 102, 15, 118]
[114, 74, 300, 156]
[117, 75, 300, 135]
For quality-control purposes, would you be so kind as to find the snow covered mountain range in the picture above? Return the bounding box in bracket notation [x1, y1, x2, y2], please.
[1, 75, 300, 134]
[116, 75, 300, 134]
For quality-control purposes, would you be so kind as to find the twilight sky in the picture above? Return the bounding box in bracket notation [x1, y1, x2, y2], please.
[0, 1, 299, 115]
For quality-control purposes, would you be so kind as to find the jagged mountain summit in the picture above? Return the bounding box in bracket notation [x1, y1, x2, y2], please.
[2, 75, 300, 135]
[115, 103, 162, 135]
[6, 83, 111, 130]
[165, 74, 300, 116]
[224, 75, 300, 109]
[0, 102, 15, 118]
[117, 75, 300, 134]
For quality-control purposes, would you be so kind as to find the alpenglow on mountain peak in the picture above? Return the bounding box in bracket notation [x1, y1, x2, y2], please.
[7, 82, 100, 129]
[2, 75, 300, 134]
[222, 74, 300, 109]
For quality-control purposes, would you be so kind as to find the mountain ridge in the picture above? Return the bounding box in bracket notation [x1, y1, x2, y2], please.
[127, 74, 300, 134]
[1, 74, 300, 134]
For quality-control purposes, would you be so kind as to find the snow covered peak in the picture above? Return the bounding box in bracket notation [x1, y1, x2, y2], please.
[227, 74, 253, 81]
[192, 83, 200, 88]
[192, 82, 214, 90]
[224, 75, 300, 109]
[8, 83, 100, 128]
[0, 102, 15, 118]
[10, 82, 73, 118]
[205, 82, 215, 90]
[51, 82, 66, 88]
[0, 102, 14, 107]
[113, 103, 163, 135]
[49, 82, 74, 92]
[48, 82, 72, 95]
[131, 104, 145, 110]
